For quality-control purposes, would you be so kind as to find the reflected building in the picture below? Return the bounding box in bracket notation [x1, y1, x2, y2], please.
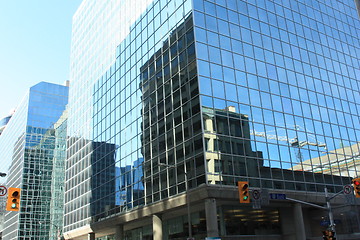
[0, 82, 68, 239]
[64, 0, 155, 234]
[49, 110, 68, 240]
[0, 111, 14, 136]
[90, 141, 117, 218]
[293, 143, 360, 177]
[203, 105, 263, 184]
[139, 20, 203, 205]
[115, 158, 144, 211]
[64, 137, 117, 223]
[65, 0, 360, 239]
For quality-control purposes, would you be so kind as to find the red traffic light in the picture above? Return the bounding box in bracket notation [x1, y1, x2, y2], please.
[352, 178, 360, 198]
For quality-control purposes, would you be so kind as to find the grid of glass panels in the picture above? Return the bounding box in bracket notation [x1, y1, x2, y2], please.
[68, 0, 360, 228]
[66, 0, 160, 232]
[89, 0, 194, 221]
[193, 0, 360, 192]
[139, 14, 203, 205]
[49, 112, 68, 240]
[0, 95, 28, 239]
[0, 82, 68, 239]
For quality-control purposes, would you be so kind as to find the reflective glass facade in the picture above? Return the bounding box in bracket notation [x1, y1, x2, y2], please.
[67, 0, 360, 238]
[193, 0, 359, 190]
[0, 82, 68, 239]
[74, 0, 194, 223]
[65, 0, 155, 231]
[49, 111, 68, 240]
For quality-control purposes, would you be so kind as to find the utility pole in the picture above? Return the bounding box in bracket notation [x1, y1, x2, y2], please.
[325, 187, 336, 238]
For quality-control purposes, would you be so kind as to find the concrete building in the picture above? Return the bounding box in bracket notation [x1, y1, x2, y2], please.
[65, 0, 360, 239]
[0, 82, 68, 239]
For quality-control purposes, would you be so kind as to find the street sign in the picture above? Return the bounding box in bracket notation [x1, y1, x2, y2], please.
[252, 200, 261, 209]
[320, 219, 342, 226]
[345, 193, 355, 204]
[252, 190, 260, 200]
[343, 184, 352, 195]
[261, 189, 270, 205]
[251, 190, 261, 209]
[0, 186, 7, 196]
[269, 193, 286, 200]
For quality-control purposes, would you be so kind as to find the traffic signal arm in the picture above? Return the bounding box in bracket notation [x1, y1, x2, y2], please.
[6, 187, 21, 211]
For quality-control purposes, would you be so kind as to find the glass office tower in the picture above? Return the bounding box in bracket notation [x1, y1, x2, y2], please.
[65, 0, 154, 232]
[0, 82, 68, 239]
[66, 0, 360, 239]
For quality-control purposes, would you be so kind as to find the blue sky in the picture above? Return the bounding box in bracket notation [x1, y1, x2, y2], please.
[0, 0, 82, 118]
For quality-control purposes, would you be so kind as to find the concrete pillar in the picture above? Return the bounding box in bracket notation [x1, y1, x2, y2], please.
[153, 214, 163, 240]
[218, 205, 226, 236]
[88, 232, 95, 240]
[294, 203, 306, 240]
[205, 198, 219, 237]
[302, 208, 312, 238]
[115, 225, 124, 240]
[280, 207, 295, 240]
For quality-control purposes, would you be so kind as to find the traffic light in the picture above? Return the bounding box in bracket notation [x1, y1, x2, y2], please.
[238, 181, 250, 203]
[322, 230, 336, 240]
[6, 188, 21, 211]
[352, 178, 360, 198]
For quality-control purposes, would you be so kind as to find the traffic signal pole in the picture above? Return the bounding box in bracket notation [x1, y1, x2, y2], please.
[325, 187, 337, 239]
[286, 187, 344, 239]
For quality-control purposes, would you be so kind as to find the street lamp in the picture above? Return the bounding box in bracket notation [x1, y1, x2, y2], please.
[39, 221, 62, 240]
[158, 163, 193, 239]
[0, 172, 6, 177]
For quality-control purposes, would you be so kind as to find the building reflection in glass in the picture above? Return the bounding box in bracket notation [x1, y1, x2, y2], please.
[202, 104, 351, 192]
[140, 14, 204, 204]
[203, 106, 263, 185]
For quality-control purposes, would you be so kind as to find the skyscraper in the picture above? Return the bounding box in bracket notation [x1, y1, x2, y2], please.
[65, 0, 360, 239]
[0, 82, 68, 239]
[65, 0, 154, 233]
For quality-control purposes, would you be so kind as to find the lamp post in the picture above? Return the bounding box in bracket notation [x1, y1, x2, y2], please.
[39, 221, 62, 240]
[158, 163, 193, 239]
